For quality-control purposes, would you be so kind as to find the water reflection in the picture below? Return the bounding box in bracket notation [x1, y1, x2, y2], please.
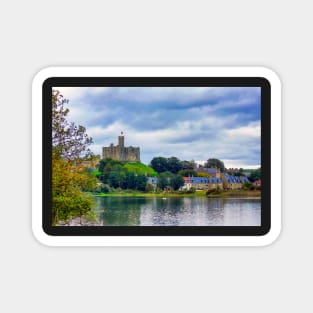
[93, 197, 261, 226]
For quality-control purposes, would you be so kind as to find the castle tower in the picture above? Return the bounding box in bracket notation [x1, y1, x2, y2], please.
[118, 132, 124, 147]
[102, 132, 140, 162]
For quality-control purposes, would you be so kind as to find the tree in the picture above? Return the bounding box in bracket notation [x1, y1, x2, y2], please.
[249, 168, 261, 182]
[98, 158, 122, 173]
[108, 164, 127, 188]
[98, 158, 123, 184]
[232, 168, 245, 176]
[178, 169, 198, 177]
[52, 90, 93, 163]
[157, 173, 169, 190]
[205, 158, 225, 172]
[167, 157, 183, 174]
[170, 175, 185, 191]
[145, 182, 154, 192]
[52, 90, 96, 224]
[135, 174, 148, 191]
[150, 157, 168, 173]
[125, 172, 137, 190]
[180, 160, 196, 169]
[150, 156, 184, 174]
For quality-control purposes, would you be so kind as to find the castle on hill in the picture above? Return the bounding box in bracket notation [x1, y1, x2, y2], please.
[102, 133, 140, 162]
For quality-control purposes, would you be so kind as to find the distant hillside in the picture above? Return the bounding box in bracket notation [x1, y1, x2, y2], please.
[123, 162, 157, 176]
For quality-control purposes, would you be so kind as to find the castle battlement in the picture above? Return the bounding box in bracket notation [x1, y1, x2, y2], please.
[102, 133, 140, 162]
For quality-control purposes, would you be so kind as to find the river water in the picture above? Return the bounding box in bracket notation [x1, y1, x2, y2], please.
[93, 196, 261, 226]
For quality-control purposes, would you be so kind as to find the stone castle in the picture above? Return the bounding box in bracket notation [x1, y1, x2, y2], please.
[102, 133, 140, 162]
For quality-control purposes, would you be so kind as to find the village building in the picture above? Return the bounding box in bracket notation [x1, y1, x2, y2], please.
[240, 176, 250, 184]
[147, 177, 158, 190]
[221, 174, 242, 190]
[253, 179, 261, 187]
[190, 177, 209, 190]
[182, 176, 223, 190]
[182, 177, 192, 191]
[208, 177, 223, 190]
[147, 177, 158, 185]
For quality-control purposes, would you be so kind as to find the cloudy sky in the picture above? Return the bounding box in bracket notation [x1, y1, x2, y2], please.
[55, 86, 261, 169]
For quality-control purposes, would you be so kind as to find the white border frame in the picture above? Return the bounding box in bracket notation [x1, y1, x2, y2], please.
[32, 67, 281, 246]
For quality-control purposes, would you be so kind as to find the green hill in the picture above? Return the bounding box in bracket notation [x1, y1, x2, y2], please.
[123, 162, 157, 176]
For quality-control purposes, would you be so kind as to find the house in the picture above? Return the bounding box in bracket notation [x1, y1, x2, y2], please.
[146, 177, 158, 190]
[240, 176, 250, 184]
[208, 177, 223, 190]
[221, 174, 242, 190]
[253, 179, 261, 187]
[182, 177, 192, 191]
[190, 177, 209, 190]
[147, 177, 158, 185]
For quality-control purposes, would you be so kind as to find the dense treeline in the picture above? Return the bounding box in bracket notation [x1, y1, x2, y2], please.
[156, 172, 185, 191]
[249, 168, 261, 182]
[97, 159, 186, 192]
[204, 158, 226, 172]
[97, 159, 148, 191]
[150, 157, 196, 174]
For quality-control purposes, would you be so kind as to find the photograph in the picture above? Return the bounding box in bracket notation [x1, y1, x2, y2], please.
[52, 86, 262, 227]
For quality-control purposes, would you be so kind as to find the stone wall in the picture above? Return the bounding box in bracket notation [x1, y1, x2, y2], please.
[102, 141, 140, 162]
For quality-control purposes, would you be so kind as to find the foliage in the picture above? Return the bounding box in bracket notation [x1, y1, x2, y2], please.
[157, 173, 170, 190]
[205, 158, 225, 172]
[145, 182, 155, 192]
[167, 157, 183, 174]
[156, 172, 184, 191]
[183, 188, 196, 194]
[227, 168, 245, 176]
[108, 164, 127, 188]
[52, 90, 93, 163]
[170, 174, 185, 191]
[242, 182, 256, 190]
[197, 172, 211, 178]
[135, 174, 148, 191]
[125, 172, 137, 190]
[178, 169, 198, 177]
[52, 158, 94, 224]
[98, 158, 122, 184]
[98, 158, 149, 191]
[249, 168, 261, 182]
[180, 160, 196, 169]
[150, 157, 169, 173]
[52, 90, 96, 224]
[123, 162, 157, 176]
[206, 187, 223, 195]
[85, 209, 98, 222]
[101, 184, 111, 193]
[150, 156, 184, 174]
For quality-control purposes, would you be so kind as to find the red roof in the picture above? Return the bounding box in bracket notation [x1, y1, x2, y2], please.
[183, 177, 190, 183]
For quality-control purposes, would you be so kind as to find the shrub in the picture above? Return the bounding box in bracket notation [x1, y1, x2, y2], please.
[206, 188, 223, 195]
[184, 189, 196, 194]
[101, 184, 111, 193]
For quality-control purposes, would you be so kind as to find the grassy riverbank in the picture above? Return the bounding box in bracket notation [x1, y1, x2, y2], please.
[91, 190, 261, 198]
[206, 190, 261, 198]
